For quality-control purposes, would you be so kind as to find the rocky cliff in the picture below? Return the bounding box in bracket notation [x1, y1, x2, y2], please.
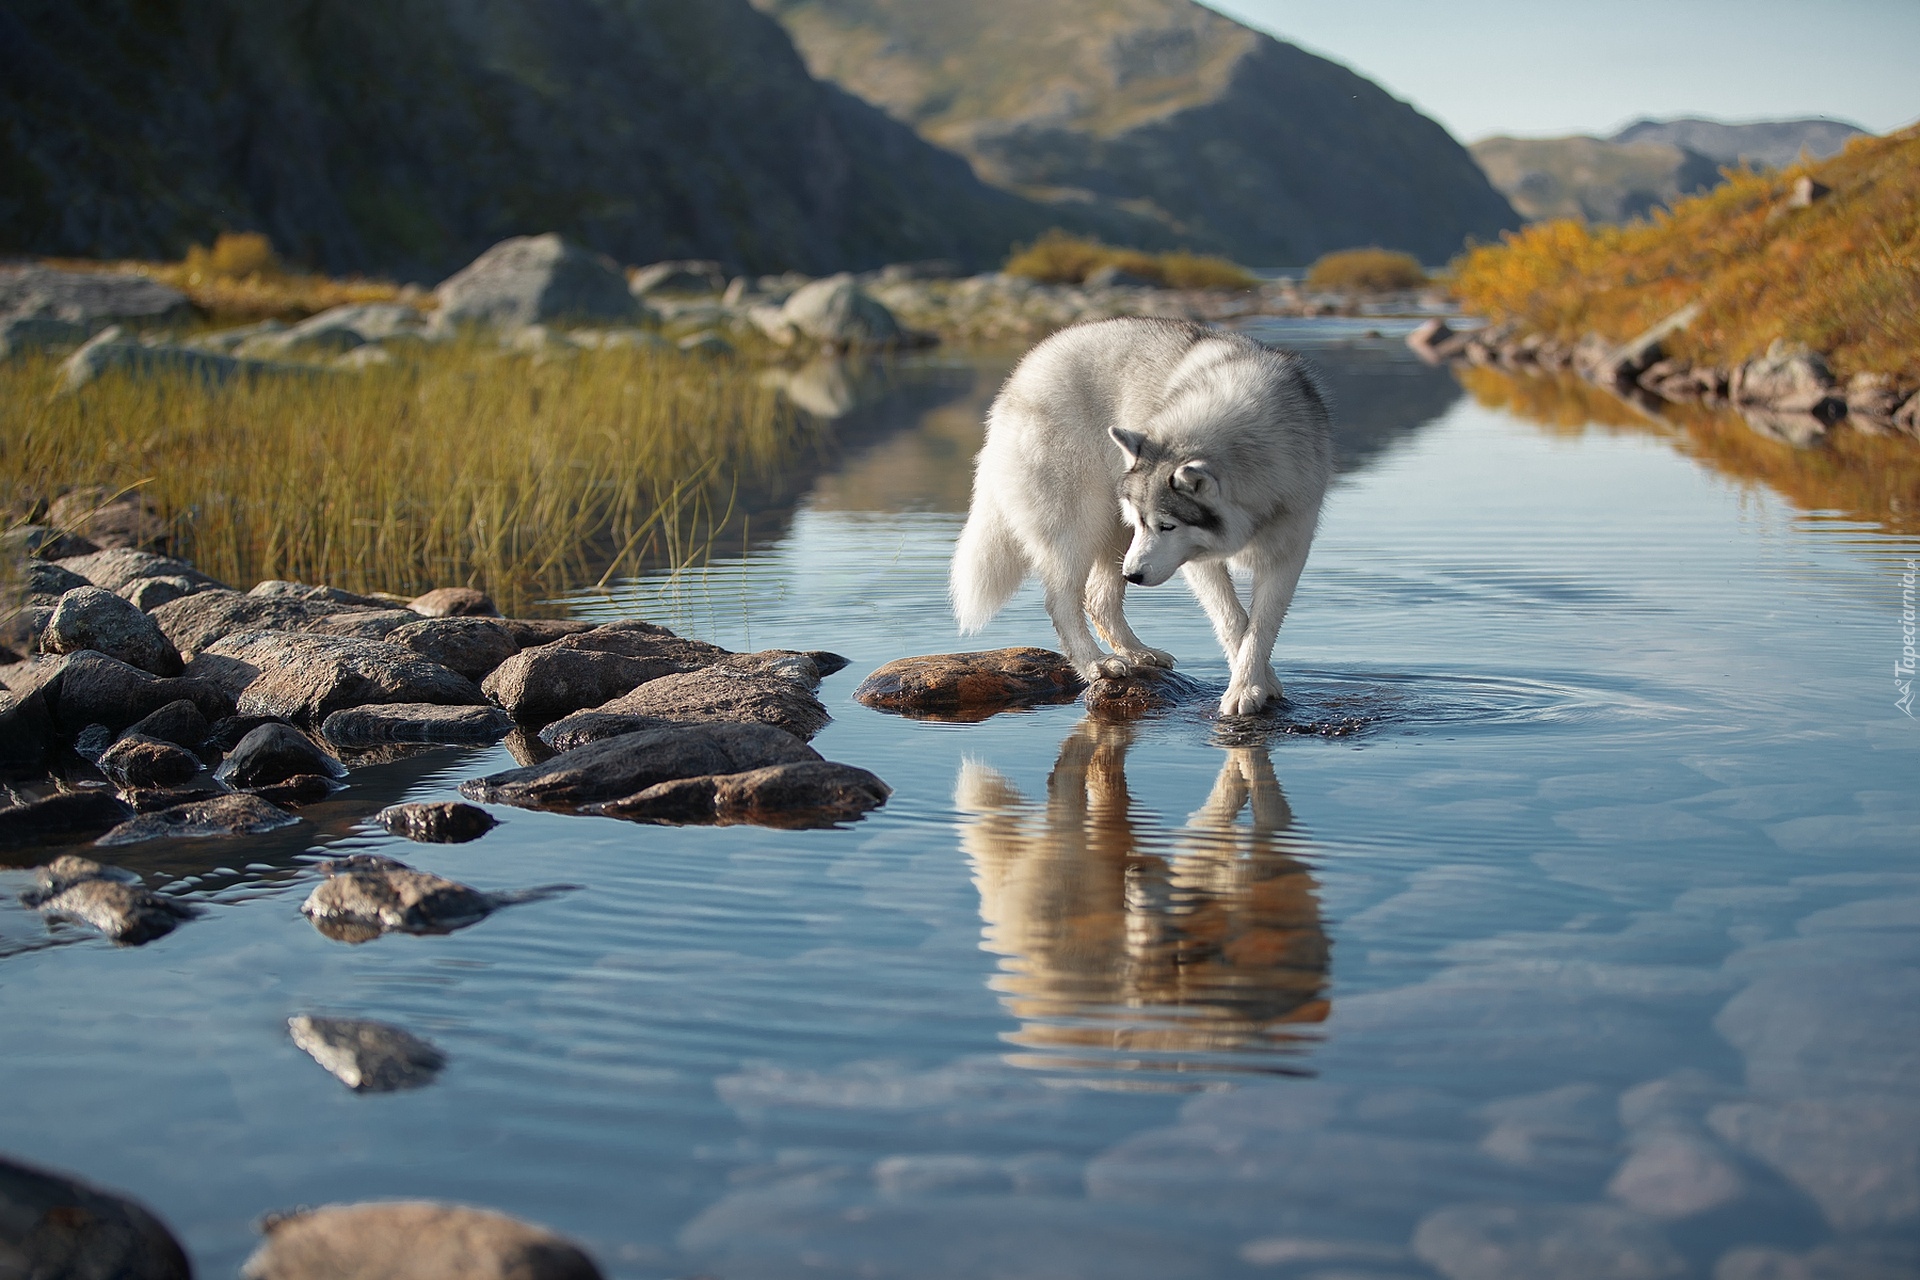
[751, 0, 1519, 264]
[0, 0, 1076, 278]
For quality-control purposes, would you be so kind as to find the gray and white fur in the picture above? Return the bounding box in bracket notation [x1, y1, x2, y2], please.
[950, 317, 1333, 716]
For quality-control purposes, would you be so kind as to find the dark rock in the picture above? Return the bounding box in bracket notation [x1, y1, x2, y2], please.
[96, 792, 299, 846]
[853, 647, 1084, 720]
[120, 784, 229, 813]
[808, 650, 851, 678]
[45, 488, 170, 551]
[1896, 392, 1920, 438]
[300, 853, 494, 939]
[43, 586, 183, 675]
[187, 632, 485, 725]
[539, 660, 830, 750]
[496, 618, 596, 647]
[34, 650, 234, 735]
[117, 575, 204, 611]
[435, 234, 642, 330]
[630, 259, 727, 295]
[481, 626, 724, 724]
[120, 699, 210, 750]
[463, 722, 818, 811]
[385, 616, 520, 678]
[204, 714, 288, 752]
[321, 702, 514, 747]
[0, 1151, 191, 1279]
[148, 589, 383, 655]
[72, 722, 116, 763]
[298, 608, 420, 640]
[0, 605, 53, 664]
[1083, 667, 1210, 720]
[53, 548, 224, 595]
[21, 558, 91, 597]
[588, 759, 890, 828]
[58, 330, 308, 393]
[0, 525, 98, 560]
[249, 774, 341, 807]
[214, 722, 347, 787]
[376, 801, 499, 844]
[288, 1014, 446, 1092]
[0, 790, 135, 854]
[97, 734, 203, 789]
[1412, 1203, 1686, 1280]
[0, 313, 89, 357]
[241, 1200, 603, 1280]
[21, 854, 197, 943]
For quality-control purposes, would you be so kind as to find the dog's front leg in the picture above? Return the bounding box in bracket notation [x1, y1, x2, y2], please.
[1182, 560, 1248, 660]
[1220, 551, 1307, 717]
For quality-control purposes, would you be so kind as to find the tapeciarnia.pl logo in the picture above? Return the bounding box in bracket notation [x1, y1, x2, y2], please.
[1899, 558, 1917, 718]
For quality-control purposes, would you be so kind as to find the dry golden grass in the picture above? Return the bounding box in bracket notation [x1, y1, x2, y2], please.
[1304, 248, 1428, 294]
[0, 342, 808, 615]
[1450, 127, 1920, 382]
[45, 231, 407, 323]
[1004, 230, 1256, 290]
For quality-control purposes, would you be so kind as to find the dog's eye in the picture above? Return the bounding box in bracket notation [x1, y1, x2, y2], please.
[1157, 521, 1178, 532]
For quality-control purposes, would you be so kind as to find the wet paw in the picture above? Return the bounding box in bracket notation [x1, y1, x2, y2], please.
[1218, 682, 1276, 717]
[1091, 656, 1135, 681]
[1118, 646, 1176, 670]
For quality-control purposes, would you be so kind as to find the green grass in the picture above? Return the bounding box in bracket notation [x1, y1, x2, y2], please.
[1, 342, 809, 616]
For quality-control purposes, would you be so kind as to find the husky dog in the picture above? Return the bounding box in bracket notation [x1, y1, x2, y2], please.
[950, 317, 1333, 716]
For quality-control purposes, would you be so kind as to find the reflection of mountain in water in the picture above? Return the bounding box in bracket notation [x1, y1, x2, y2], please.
[955, 720, 1329, 1075]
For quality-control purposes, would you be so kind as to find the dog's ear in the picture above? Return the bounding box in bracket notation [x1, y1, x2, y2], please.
[1170, 461, 1214, 494]
[1108, 425, 1147, 469]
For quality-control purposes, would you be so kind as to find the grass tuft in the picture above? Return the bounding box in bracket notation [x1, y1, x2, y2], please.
[1304, 248, 1428, 294]
[1003, 230, 1256, 290]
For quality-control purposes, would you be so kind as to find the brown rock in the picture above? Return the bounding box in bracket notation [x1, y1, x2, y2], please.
[0, 791, 135, 854]
[1733, 339, 1835, 408]
[385, 617, 521, 679]
[242, 1201, 602, 1280]
[248, 774, 341, 807]
[495, 618, 596, 647]
[376, 801, 499, 844]
[29, 650, 234, 735]
[321, 702, 514, 747]
[288, 1015, 446, 1092]
[1846, 372, 1906, 422]
[53, 548, 224, 595]
[97, 733, 203, 789]
[151, 589, 391, 655]
[43, 586, 183, 675]
[853, 647, 1083, 720]
[96, 792, 300, 846]
[1083, 668, 1210, 721]
[479, 622, 726, 725]
[188, 632, 485, 724]
[300, 853, 494, 940]
[408, 586, 501, 617]
[22, 854, 196, 943]
[0, 1152, 192, 1279]
[539, 659, 829, 750]
[46, 487, 170, 551]
[1892, 391, 1920, 438]
[589, 759, 890, 828]
[299, 608, 421, 640]
[462, 722, 818, 811]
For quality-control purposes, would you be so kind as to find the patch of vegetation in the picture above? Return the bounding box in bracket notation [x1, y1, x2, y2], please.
[1304, 248, 1428, 294]
[0, 342, 807, 615]
[1003, 230, 1256, 290]
[1450, 127, 1920, 382]
[47, 232, 407, 324]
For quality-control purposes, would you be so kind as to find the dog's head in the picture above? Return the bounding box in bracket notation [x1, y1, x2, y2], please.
[1110, 426, 1226, 587]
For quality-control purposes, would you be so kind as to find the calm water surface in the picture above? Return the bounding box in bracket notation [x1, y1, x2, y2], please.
[4, 320, 1916, 1278]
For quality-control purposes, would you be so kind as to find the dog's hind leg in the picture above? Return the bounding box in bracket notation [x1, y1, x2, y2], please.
[1044, 565, 1129, 681]
[1085, 559, 1175, 670]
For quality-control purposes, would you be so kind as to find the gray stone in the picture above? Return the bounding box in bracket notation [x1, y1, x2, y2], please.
[1732, 339, 1836, 410]
[300, 853, 495, 941]
[0, 1152, 191, 1279]
[384, 616, 520, 678]
[629, 259, 727, 295]
[43, 586, 183, 675]
[288, 1015, 446, 1092]
[1412, 1203, 1686, 1280]
[434, 234, 642, 330]
[539, 659, 829, 749]
[496, 618, 596, 647]
[0, 264, 191, 325]
[0, 791, 134, 852]
[375, 801, 499, 844]
[297, 608, 420, 640]
[242, 1201, 602, 1280]
[54, 548, 224, 595]
[117, 575, 203, 611]
[587, 759, 890, 828]
[1606, 1131, 1746, 1219]
[0, 313, 90, 358]
[480, 623, 725, 724]
[773, 273, 908, 348]
[248, 579, 390, 608]
[119, 699, 211, 750]
[187, 631, 484, 724]
[95, 792, 299, 846]
[58, 327, 307, 393]
[463, 722, 818, 811]
[1708, 1098, 1920, 1231]
[20, 558, 91, 598]
[98, 733, 203, 790]
[214, 722, 346, 788]
[407, 586, 501, 617]
[21, 854, 197, 943]
[28, 650, 233, 735]
[321, 702, 514, 747]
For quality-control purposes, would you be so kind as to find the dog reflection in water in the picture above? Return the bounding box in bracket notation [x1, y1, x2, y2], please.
[955, 721, 1329, 1073]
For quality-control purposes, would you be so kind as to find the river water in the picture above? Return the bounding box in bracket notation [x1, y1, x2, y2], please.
[3, 320, 1916, 1278]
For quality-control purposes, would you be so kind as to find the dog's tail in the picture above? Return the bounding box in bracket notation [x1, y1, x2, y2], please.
[949, 501, 1026, 634]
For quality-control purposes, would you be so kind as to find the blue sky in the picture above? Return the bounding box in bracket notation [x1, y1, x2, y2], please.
[1204, 0, 1920, 143]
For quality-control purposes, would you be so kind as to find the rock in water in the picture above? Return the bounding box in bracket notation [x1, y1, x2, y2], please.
[214, 722, 347, 788]
[772, 274, 907, 348]
[462, 722, 819, 811]
[288, 1015, 446, 1092]
[321, 702, 515, 747]
[0, 1152, 191, 1279]
[588, 760, 891, 828]
[482, 648, 693, 726]
[186, 632, 484, 725]
[22, 855, 196, 943]
[0, 791, 135, 853]
[1083, 667, 1211, 720]
[853, 647, 1084, 719]
[406, 586, 501, 617]
[538, 660, 830, 749]
[97, 733, 204, 790]
[1412, 1203, 1686, 1280]
[300, 853, 496, 940]
[242, 1201, 603, 1280]
[96, 793, 300, 846]
[434, 235, 642, 331]
[375, 802, 499, 844]
[42, 587, 183, 675]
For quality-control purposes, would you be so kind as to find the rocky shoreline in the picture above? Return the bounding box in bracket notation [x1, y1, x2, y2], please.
[1408, 312, 1920, 447]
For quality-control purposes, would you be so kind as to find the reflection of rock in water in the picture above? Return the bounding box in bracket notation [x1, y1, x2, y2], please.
[763, 356, 861, 419]
[955, 720, 1329, 1073]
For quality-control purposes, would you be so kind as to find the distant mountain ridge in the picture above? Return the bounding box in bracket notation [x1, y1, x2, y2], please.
[752, 0, 1519, 264]
[1610, 117, 1867, 169]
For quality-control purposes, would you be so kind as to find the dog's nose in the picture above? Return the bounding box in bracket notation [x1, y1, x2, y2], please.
[1123, 570, 1145, 585]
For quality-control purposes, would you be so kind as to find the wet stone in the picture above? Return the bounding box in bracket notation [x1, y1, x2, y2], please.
[72, 722, 115, 763]
[249, 774, 340, 807]
[320, 701, 514, 747]
[407, 586, 502, 617]
[1083, 667, 1210, 720]
[288, 1014, 446, 1092]
[120, 698, 210, 750]
[300, 853, 494, 940]
[96, 792, 299, 846]
[462, 722, 819, 812]
[384, 616, 521, 679]
[481, 623, 727, 724]
[1411, 1203, 1687, 1280]
[22, 855, 196, 944]
[0, 1152, 192, 1280]
[241, 1200, 603, 1280]
[0, 790, 135, 854]
[213, 722, 346, 788]
[853, 647, 1084, 720]
[42, 586, 183, 675]
[98, 733, 203, 790]
[187, 631, 485, 725]
[539, 659, 831, 750]
[376, 801, 499, 844]
[120, 784, 229, 814]
[588, 759, 891, 828]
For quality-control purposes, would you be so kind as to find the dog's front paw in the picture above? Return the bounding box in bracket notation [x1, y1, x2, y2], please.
[1218, 680, 1277, 717]
[1115, 646, 1177, 670]
[1091, 655, 1136, 681]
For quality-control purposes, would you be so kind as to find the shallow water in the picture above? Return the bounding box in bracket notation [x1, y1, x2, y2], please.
[4, 321, 1917, 1278]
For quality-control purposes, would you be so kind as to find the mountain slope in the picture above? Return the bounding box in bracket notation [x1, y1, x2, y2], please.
[752, 0, 1519, 264]
[1611, 117, 1867, 169]
[1470, 136, 1723, 223]
[0, 0, 1076, 278]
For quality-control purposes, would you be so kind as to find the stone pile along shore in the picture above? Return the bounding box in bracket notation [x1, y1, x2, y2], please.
[1408, 314, 1920, 447]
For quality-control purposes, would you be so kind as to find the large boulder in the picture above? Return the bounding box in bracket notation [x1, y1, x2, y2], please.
[238, 302, 427, 358]
[53, 548, 224, 596]
[16, 650, 233, 735]
[42, 586, 183, 675]
[96, 792, 300, 846]
[214, 722, 346, 788]
[98, 733, 204, 790]
[462, 722, 818, 811]
[187, 632, 485, 724]
[539, 658, 830, 750]
[119, 699, 211, 750]
[385, 617, 520, 679]
[0, 264, 191, 326]
[1732, 339, 1839, 413]
[241, 1201, 602, 1280]
[434, 235, 644, 331]
[0, 1152, 192, 1278]
[0, 791, 136, 854]
[759, 274, 907, 349]
[480, 623, 726, 725]
[321, 702, 514, 747]
[853, 648, 1084, 720]
[150, 590, 397, 654]
[58, 327, 305, 393]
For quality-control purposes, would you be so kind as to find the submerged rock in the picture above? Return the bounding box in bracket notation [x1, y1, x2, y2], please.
[408, 586, 501, 617]
[0, 790, 135, 854]
[588, 760, 890, 828]
[97, 733, 203, 790]
[43, 586, 183, 675]
[376, 801, 499, 844]
[854, 647, 1084, 719]
[249, 774, 342, 807]
[22, 855, 197, 944]
[1412, 1203, 1686, 1280]
[462, 722, 819, 811]
[1083, 667, 1211, 720]
[119, 784, 229, 814]
[300, 853, 495, 940]
[96, 792, 299, 846]
[321, 702, 514, 747]
[187, 631, 484, 724]
[213, 722, 346, 788]
[538, 659, 830, 750]
[288, 1015, 446, 1092]
[385, 616, 520, 679]
[242, 1200, 603, 1280]
[0, 1151, 192, 1279]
